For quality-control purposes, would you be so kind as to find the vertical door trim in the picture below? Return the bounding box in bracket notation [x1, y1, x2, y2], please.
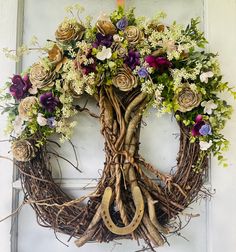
[11, 1, 24, 252]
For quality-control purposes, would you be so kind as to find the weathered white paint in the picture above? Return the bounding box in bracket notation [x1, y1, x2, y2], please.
[207, 1, 236, 252]
[0, 1, 18, 252]
[0, 0, 236, 252]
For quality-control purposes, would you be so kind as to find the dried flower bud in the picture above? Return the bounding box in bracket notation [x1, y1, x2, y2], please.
[11, 140, 36, 162]
[48, 44, 63, 64]
[112, 65, 137, 92]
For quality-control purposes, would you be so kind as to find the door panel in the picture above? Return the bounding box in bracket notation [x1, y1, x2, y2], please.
[17, 0, 208, 251]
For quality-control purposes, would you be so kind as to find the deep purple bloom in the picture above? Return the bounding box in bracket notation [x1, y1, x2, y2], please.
[81, 63, 97, 75]
[124, 50, 140, 70]
[145, 55, 172, 72]
[47, 117, 56, 128]
[9, 75, 31, 100]
[40, 92, 59, 113]
[199, 124, 212, 136]
[116, 17, 128, 30]
[93, 33, 113, 48]
[138, 67, 149, 78]
[191, 115, 212, 136]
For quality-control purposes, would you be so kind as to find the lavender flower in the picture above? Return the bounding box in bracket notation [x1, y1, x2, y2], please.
[93, 33, 113, 48]
[116, 17, 128, 30]
[40, 92, 59, 113]
[9, 75, 31, 100]
[124, 50, 140, 70]
[137, 67, 149, 78]
[191, 115, 212, 136]
[47, 117, 56, 128]
[199, 124, 212, 136]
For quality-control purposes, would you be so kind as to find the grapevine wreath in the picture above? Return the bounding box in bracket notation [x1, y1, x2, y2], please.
[1, 3, 235, 251]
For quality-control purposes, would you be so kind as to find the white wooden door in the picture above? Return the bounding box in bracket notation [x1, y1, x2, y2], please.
[0, 0, 236, 252]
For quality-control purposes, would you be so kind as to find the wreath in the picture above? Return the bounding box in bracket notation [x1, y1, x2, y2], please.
[1, 4, 235, 251]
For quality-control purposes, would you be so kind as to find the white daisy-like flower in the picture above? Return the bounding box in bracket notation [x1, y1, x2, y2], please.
[37, 113, 47, 126]
[199, 140, 213, 151]
[96, 46, 112, 61]
[201, 100, 217, 115]
[13, 116, 26, 136]
[200, 71, 214, 83]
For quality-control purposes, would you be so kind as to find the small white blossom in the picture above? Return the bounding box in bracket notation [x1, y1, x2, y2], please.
[113, 34, 123, 42]
[96, 46, 112, 61]
[28, 86, 38, 94]
[200, 71, 214, 83]
[37, 113, 47, 126]
[200, 140, 213, 151]
[201, 100, 217, 115]
[13, 116, 25, 136]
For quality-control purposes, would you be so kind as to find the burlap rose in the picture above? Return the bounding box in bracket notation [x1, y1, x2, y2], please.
[11, 139, 36, 162]
[113, 65, 137, 92]
[96, 14, 116, 36]
[174, 84, 202, 112]
[29, 63, 55, 89]
[18, 96, 38, 121]
[55, 20, 85, 43]
[48, 44, 63, 64]
[124, 26, 143, 46]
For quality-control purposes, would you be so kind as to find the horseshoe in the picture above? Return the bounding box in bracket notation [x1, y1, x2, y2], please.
[101, 185, 144, 235]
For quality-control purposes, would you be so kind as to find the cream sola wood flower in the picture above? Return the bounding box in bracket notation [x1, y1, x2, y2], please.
[29, 62, 55, 90]
[112, 65, 138, 92]
[55, 18, 85, 43]
[11, 139, 36, 162]
[174, 84, 202, 112]
[96, 13, 117, 36]
[124, 26, 143, 46]
[18, 96, 38, 121]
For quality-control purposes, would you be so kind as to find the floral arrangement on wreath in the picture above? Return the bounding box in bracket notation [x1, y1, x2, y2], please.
[1, 4, 235, 250]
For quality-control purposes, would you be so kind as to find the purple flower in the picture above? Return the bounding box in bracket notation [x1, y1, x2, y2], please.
[47, 117, 56, 128]
[145, 55, 172, 72]
[9, 75, 31, 100]
[93, 33, 113, 48]
[199, 124, 212, 136]
[40, 92, 59, 113]
[81, 63, 96, 75]
[116, 17, 128, 30]
[191, 115, 212, 137]
[124, 50, 140, 70]
[138, 67, 149, 78]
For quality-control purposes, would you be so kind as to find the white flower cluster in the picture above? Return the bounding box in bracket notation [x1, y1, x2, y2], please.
[141, 80, 155, 94]
[171, 64, 202, 89]
[56, 119, 77, 142]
